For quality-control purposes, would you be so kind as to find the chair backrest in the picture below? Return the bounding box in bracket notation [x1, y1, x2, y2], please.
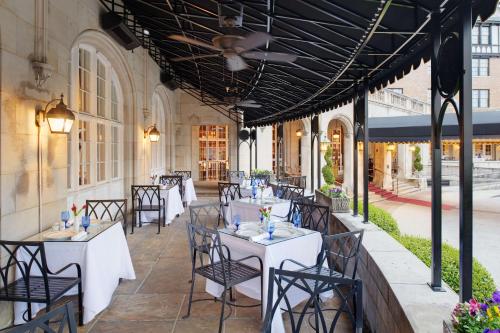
[290, 201, 330, 235]
[286, 195, 315, 221]
[0, 241, 50, 301]
[131, 185, 161, 208]
[5, 302, 77, 333]
[250, 174, 270, 186]
[276, 184, 305, 200]
[186, 223, 228, 284]
[279, 176, 306, 188]
[173, 170, 191, 180]
[263, 267, 363, 333]
[159, 175, 183, 198]
[189, 202, 221, 229]
[320, 230, 364, 279]
[85, 199, 127, 222]
[227, 171, 245, 184]
[218, 182, 242, 204]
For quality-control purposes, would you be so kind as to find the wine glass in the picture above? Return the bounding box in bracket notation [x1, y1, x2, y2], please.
[233, 214, 241, 231]
[267, 222, 275, 240]
[81, 215, 91, 232]
[61, 211, 70, 229]
[293, 212, 301, 228]
[276, 189, 283, 199]
[251, 185, 257, 199]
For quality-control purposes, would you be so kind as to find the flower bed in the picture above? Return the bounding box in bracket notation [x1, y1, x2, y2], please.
[317, 185, 350, 213]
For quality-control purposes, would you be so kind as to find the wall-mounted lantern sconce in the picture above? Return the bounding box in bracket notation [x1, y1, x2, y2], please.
[320, 133, 330, 152]
[332, 132, 340, 141]
[295, 129, 303, 137]
[35, 94, 75, 134]
[144, 124, 160, 142]
[409, 145, 416, 152]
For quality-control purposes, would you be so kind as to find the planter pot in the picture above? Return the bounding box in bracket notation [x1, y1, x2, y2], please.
[315, 190, 350, 213]
[443, 320, 454, 333]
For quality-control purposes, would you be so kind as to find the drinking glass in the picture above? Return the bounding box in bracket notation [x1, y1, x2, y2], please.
[233, 214, 241, 231]
[81, 215, 91, 232]
[251, 185, 257, 199]
[61, 211, 70, 229]
[267, 222, 275, 240]
[276, 189, 283, 199]
[293, 212, 301, 228]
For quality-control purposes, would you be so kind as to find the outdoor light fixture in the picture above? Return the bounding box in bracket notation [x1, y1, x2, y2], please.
[387, 143, 396, 151]
[332, 132, 340, 141]
[296, 129, 303, 137]
[320, 133, 330, 152]
[35, 94, 75, 134]
[144, 124, 160, 142]
[409, 145, 416, 152]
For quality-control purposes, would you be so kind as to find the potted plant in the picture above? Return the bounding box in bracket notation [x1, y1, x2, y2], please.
[316, 146, 350, 212]
[449, 290, 500, 333]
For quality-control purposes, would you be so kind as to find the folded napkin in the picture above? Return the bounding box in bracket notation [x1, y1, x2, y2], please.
[250, 233, 268, 242]
[71, 231, 88, 241]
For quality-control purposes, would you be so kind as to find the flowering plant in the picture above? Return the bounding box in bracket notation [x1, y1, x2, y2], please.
[452, 290, 500, 333]
[150, 174, 157, 184]
[71, 203, 87, 218]
[328, 187, 347, 198]
[259, 206, 272, 220]
[258, 184, 266, 192]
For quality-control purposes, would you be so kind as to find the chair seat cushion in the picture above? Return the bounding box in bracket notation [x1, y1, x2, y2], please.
[0, 276, 80, 303]
[195, 261, 261, 287]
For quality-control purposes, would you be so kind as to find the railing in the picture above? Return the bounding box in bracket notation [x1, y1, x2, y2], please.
[369, 89, 430, 115]
[372, 167, 399, 195]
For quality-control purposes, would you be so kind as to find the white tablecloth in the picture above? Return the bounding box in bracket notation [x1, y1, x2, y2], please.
[240, 186, 274, 199]
[142, 185, 184, 225]
[15, 222, 136, 324]
[205, 231, 323, 333]
[183, 178, 197, 206]
[226, 197, 291, 225]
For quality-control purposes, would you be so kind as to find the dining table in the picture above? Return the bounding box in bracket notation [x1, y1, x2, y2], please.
[142, 184, 185, 225]
[183, 178, 197, 206]
[226, 196, 291, 225]
[15, 219, 136, 325]
[205, 221, 324, 333]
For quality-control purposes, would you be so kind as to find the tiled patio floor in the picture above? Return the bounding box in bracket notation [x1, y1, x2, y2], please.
[80, 198, 353, 333]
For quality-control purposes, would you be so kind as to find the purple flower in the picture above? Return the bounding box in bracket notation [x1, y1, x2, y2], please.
[481, 303, 489, 311]
[484, 329, 500, 333]
[492, 290, 500, 303]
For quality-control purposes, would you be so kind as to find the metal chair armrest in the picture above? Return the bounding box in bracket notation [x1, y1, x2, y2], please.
[279, 258, 309, 271]
[47, 262, 81, 278]
[221, 244, 232, 261]
[233, 255, 263, 272]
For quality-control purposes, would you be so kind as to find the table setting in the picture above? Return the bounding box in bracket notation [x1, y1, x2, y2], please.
[16, 208, 136, 325]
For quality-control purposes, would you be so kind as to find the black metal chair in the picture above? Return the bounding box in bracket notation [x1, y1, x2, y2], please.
[262, 267, 363, 333]
[0, 241, 83, 326]
[4, 302, 78, 333]
[217, 182, 244, 227]
[159, 175, 184, 200]
[184, 223, 263, 333]
[250, 174, 270, 186]
[173, 170, 191, 180]
[131, 185, 165, 234]
[85, 199, 128, 235]
[279, 176, 306, 189]
[227, 170, 245, 184]
[189, 202, 221, 229]
[276, 184, 305, 200]
[289, 201, 330, 235]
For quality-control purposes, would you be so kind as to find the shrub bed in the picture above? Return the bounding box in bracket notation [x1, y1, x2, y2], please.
[354, 201, 496, 301]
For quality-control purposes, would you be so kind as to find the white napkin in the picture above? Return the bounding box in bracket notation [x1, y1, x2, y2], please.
[250, 233, 268, 242]
[71, 231, 88, 241]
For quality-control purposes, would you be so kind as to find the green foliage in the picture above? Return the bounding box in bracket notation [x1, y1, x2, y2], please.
[252, 169, 272, 176]
[354, 200, 496, 301]
[322, 145, 335, 185]
[320, 184, 331, 195]
[413, 146, 423, 172]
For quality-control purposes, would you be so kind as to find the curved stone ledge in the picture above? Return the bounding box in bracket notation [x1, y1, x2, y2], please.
[331, 212, 458, 333]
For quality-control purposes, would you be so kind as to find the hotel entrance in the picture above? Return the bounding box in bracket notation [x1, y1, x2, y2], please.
[198, 125, 228, 181]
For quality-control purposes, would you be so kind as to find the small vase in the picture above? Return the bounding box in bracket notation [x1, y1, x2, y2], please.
[264, 216, 270, 230]
[73, 217, 80, 232]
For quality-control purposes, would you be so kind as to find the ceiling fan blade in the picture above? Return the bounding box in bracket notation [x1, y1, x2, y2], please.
[168, 34, 222, 52]
[242, 51, 298, 63]
[236, 99, 256, 105]
[234, 32, 273, 52]
[238, 103, 262, 108]
[225, 55, 248, 71]
[170, 54, 220, 62]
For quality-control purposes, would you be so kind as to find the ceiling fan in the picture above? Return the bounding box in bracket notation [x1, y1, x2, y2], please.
[224, 96, 261, 108]
[168, 32, 297, 71]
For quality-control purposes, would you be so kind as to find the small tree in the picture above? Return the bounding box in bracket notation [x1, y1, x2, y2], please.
[322, 145, 335, 185]
[413, 146, 423, 174]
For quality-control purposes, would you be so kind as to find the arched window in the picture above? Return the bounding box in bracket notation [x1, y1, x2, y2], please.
[67, 44, 124, 190]
[151, 93, 166, 174]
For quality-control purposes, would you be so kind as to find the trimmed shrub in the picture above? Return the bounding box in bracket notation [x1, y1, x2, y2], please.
[322, 145, 335, 185]
[354, 200, 495, 301]
[413, 146, 423, 173]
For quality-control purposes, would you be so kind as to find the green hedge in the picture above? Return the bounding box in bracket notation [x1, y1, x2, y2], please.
[354, 200, 496, 301]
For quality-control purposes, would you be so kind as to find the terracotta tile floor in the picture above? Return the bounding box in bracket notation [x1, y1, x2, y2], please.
[79, 198, 353, 333]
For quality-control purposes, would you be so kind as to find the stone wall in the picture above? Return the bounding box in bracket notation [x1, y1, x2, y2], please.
[327, 211, 458, 333]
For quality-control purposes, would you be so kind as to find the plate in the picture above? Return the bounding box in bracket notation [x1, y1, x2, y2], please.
[238, 223, 261, 231]
[235, 229, 261, 238]
[43, 230, 77, 241]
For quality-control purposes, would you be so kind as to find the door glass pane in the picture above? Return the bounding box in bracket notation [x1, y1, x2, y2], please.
[198, 125, 228, 181]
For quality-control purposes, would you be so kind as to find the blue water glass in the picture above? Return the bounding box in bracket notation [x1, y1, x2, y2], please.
[267, 222, 275, 240]
[251, 185, 257, 199]
[293, 212, 301, 228]
[250, 178, 255, 186]
[233, 215, 241, 231]
[81, 215, 91, 232]
[276, 189, 283, 199]
[259, 212, 264, 224]
[61, 211, 70, 228]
